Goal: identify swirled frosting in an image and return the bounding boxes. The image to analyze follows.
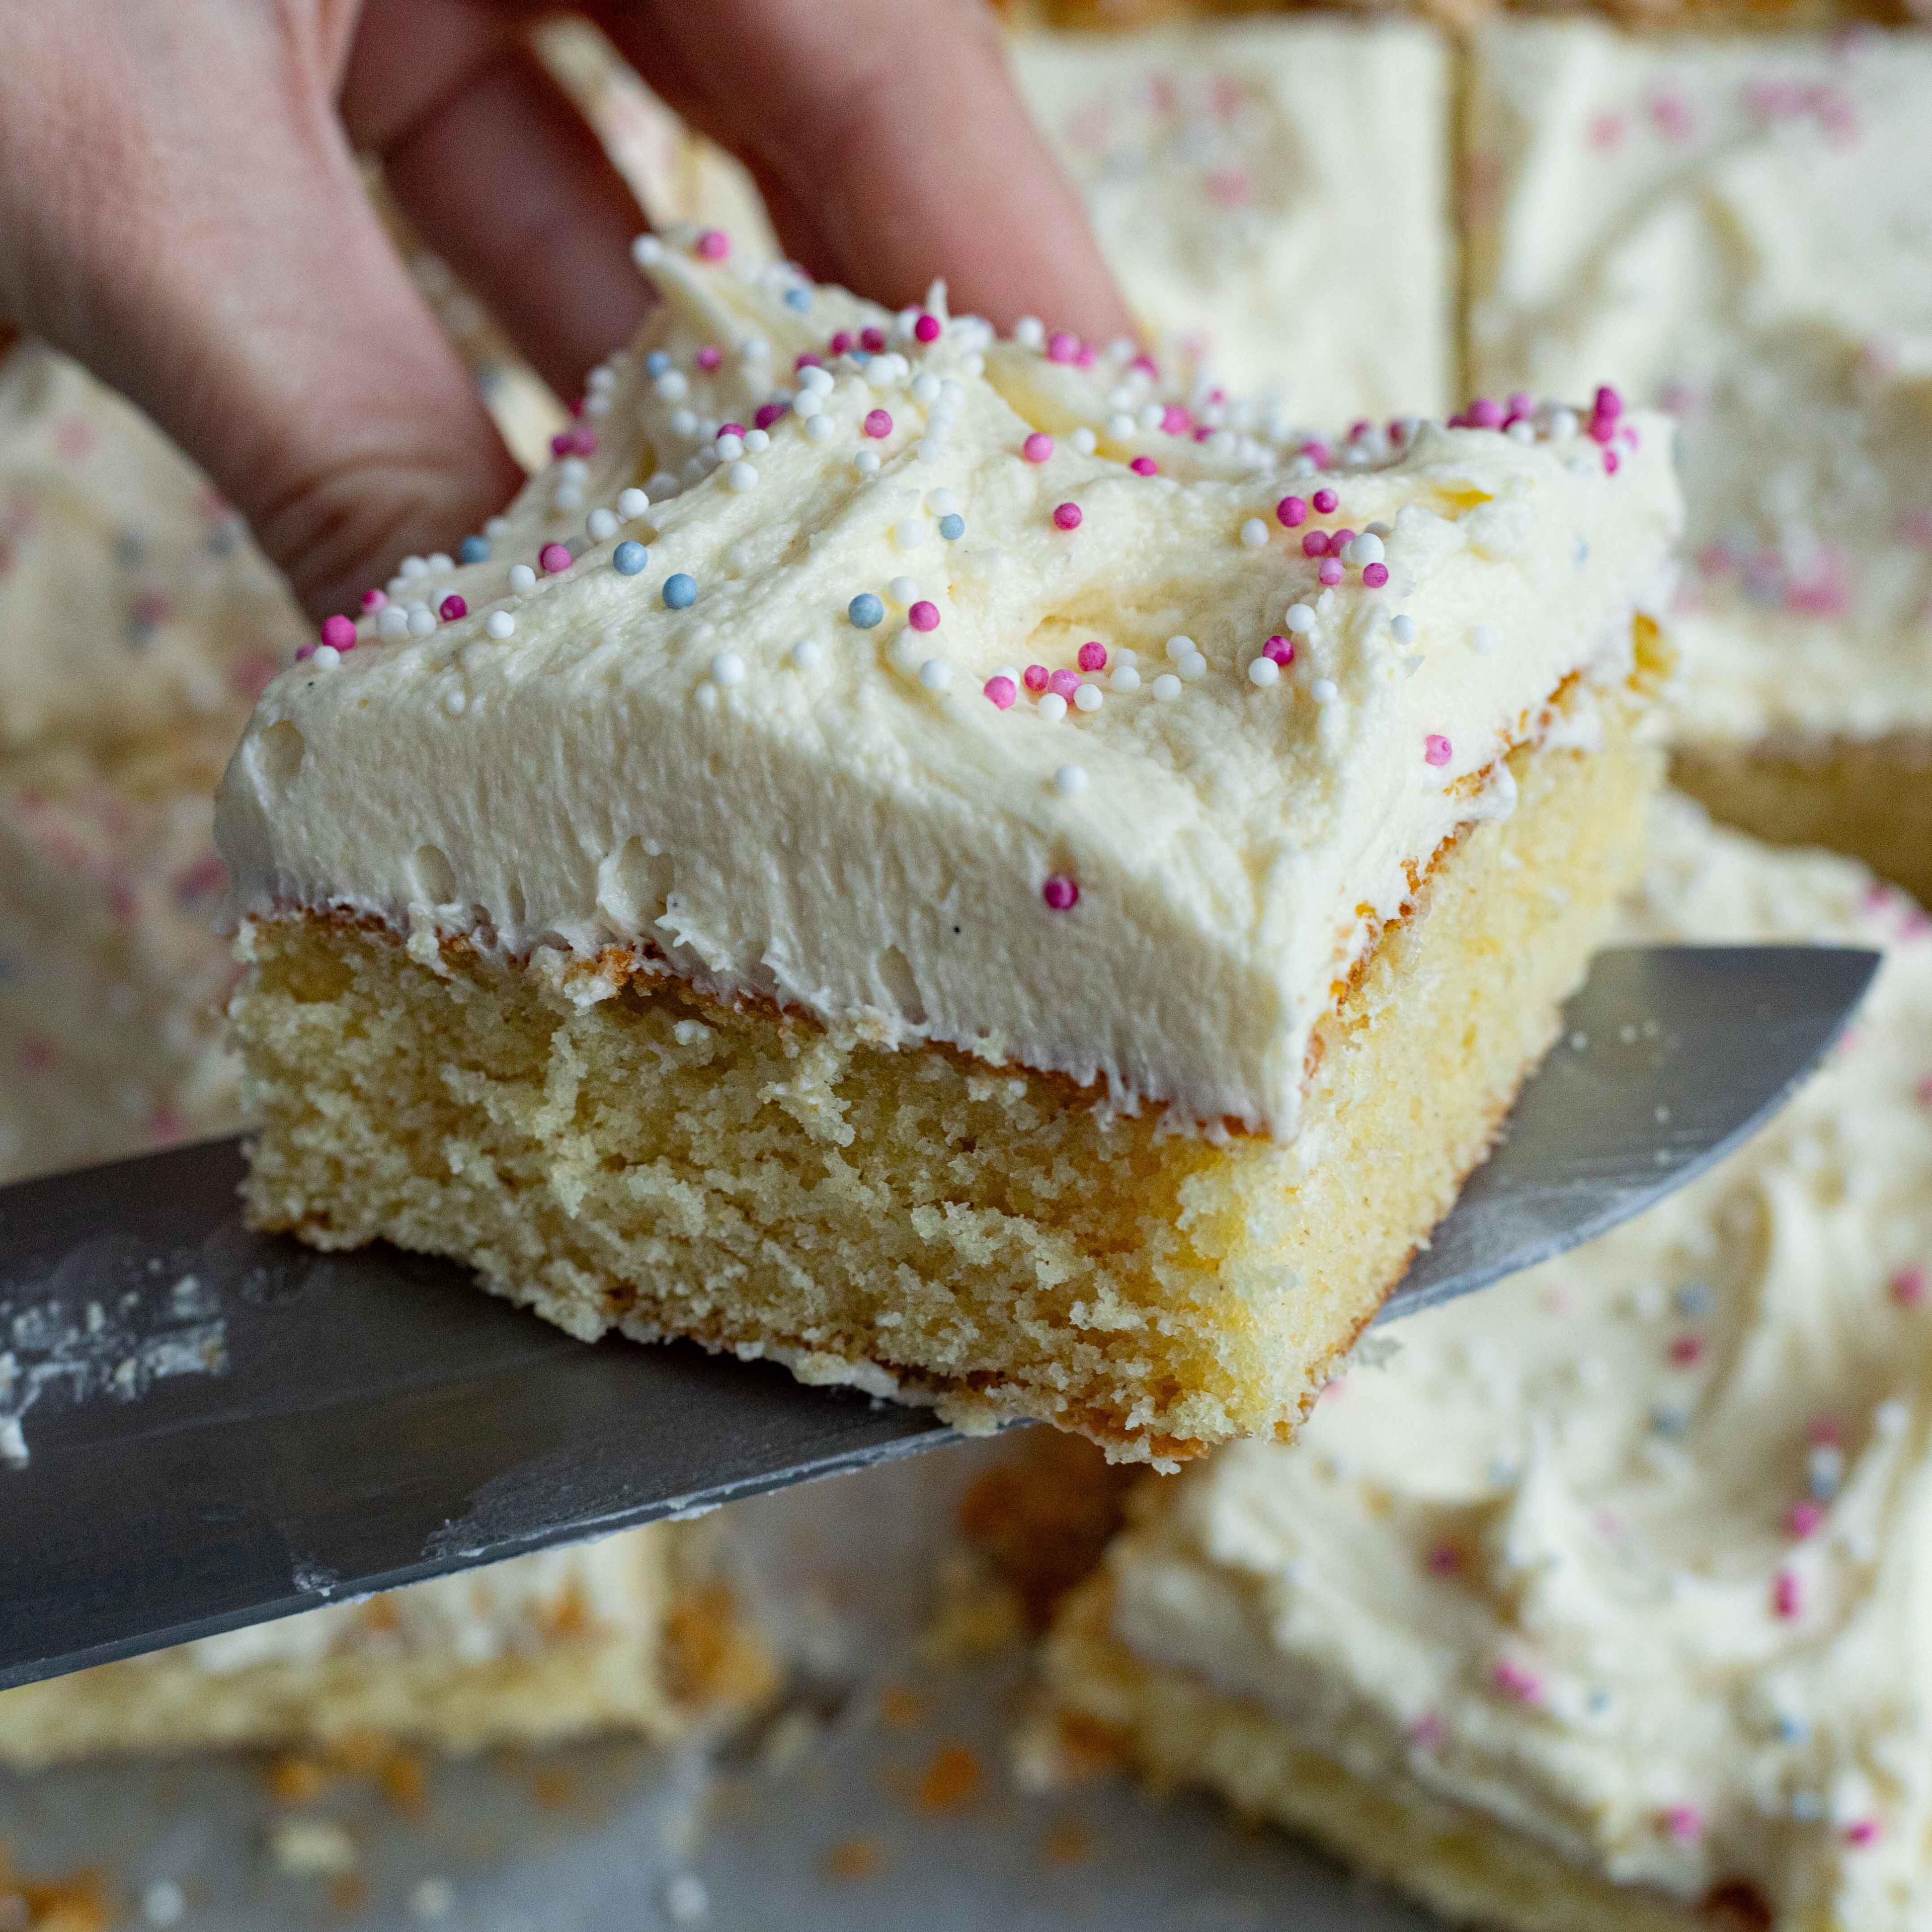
[217,235,1679,1135]
[1105,796,1932,1928]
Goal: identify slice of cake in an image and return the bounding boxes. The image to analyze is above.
[1011,18,1454,417]
[0,1525,767,1768]
[1046,794,1932,1929]
[1466,18,1932,902]
[217,232,1681,1463]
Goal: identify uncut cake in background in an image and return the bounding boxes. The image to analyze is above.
[219,235,1680,1463]
[1046,794,1932,1932]
[1466,18,1932,902]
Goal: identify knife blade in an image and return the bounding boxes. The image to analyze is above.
[0,942,1877,1690]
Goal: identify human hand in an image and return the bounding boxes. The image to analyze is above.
[0,0,1130,619]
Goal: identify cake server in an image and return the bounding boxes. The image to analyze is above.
[0,941,1876,1691]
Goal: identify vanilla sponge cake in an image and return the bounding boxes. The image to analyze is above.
[0,1526,761,1768]
[1465,19,1932,902]
[1011,18,1454,417]
[1049,795,1932,1931]
[218,231,1680,1462]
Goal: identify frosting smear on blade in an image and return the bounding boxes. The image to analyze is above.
[218,231,1681,1136]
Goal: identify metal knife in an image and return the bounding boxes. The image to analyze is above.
[0,942,1878,1691]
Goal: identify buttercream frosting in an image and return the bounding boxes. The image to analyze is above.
[1012,18,1455,417]
[1467,19,1932,748]
[217,236,1680,1136]
[1104,796,1932,1928]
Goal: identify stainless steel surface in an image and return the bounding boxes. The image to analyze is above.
[0,942,1876,1692]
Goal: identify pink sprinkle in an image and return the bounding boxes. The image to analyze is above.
[695,345,722,372]
[860,327,888,355]
[1318,558,1343,587]
[1159,405,1191,437]
[1077,641,1107,672]
[1408,1714,1449,1750]
[794,352,823,372]
[1192,425,1214,444]
[1048,668,1080,700]
[1053,502,1083,531]
[1891,1267,1926,1307]
[1302,531,1330,558]
[1845,1820,1883,1848]
[1492,1661,1541,1703]
[319,614,356,651]
[1595,384,1623,422]
[754,401,786,431]
[913,313,942,344]
[1468,397,1505,429]
[1603,450,1621,475]
[1669,1333,1705,1366]
[1590,111,1626,149]
[1129,456,1159,476]
[1772,1569,1802,1619]
[1362,562,1390,589]
[864,409,894,439]
[693,229,730,262]
[360,588,387,611]
[1042,875,1080,911]
[718,422,745,439]
[1424,735,1453,767]
[1507,391,1535,416]
[1023,664,1050,693]
[908,601,940,633]
[1129,353,1160,379]
[1300,440,1332,467]
[1021,433,1055,464]
[829,331,854,356]
[984,675,1017,710]
[1425,1542,1464,1575]
[1785,1500,1825,1538]
[1331,528,1357,550]
[1312,488,1339,514]
[1046,330,1080,364]
[1277,496,1307,528]
[539,543,572,574]
[1588,416,1617,444]
[439,594,467,622]
[1809,1415,1843,1447]
[1262,636,1294,667]
[1662,1805,1705,1844]
[1917,1074,1932,1107]
[1074,342,1095,369]
[294,643,315,662]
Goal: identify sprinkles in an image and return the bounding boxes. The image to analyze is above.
[613,541,648,576]
[1021,433,1055,464]
[1041,875,1080,910]
[1053,502,1083,531]
[539,543,572,575]
[848,593,884,628]
[663,573,698,610]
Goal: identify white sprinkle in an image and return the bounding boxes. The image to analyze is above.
[408,606,438,637]
[894,521,926,549]
[912,373,942,405]
[427,552,454,572]
[587,507,619,541]
[409,1877,456,1921]
[1037,692,1069,722]
[1548,407,1580,440]
[377,605,411,641]
[647,471,680,498]
[1471,625,1499,655]
[1391,614,1416,645]
[854,449,881,475]
[791,639,823,670]
[1248,657,1281,687]
[670,408,698,439]
[919,658,952,691]
[662,1873,709,1926]
[793,388,826,419]
[888,576,919,604]
[1074,682,1103,712]
[1240,518,1269,548]
[444,688,466,715]
[1054,763,1088,796]
[695,680,720,711]
[1165,634,1195,662]
[994,665,1019,682]
[1116,647,1137,665]
[399,555,430,579]
[715,432,746,460]
[739,337,770,363]
[1106,413,1137,440]
[1014,316,1045,349]
[654,370,688,400]
[554,481,584,511]
[509,564,537,593]
[142,1879,186,1927]
[710,651,746,686]
[744,428,770,453]
[1875,1399,1909,1436]
[1178,652,1207,681]
[1508,419,1537,444]
[1111,665,1141,692]
[799,365,834,393]
[728,460,758,492]
[1152,673,1182,701]
[1137,403,1164,432]
[1284,603,1316,633]
[926,488,959,516]
[1354,532,1386,564]
[485,611,515,639]
[311,644,340,670]
[616,487,650,519]
[631,233,664,268]
[806,414,835,443]
[1312,677,1338,704]
[1071,427,1098,456]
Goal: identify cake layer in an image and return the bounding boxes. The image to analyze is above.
[230,677,1659,1461]
[217,239,1680,1137]
[1466,19,1932,755]
[1011,18,1454,414]
[1049,797,1932,1925]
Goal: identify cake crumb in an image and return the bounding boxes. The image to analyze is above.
[824,1838,885,1883]
[0,1849,111,1932]
[877,1682,924,1729]
[264,1753,332,1806]
[915,1742,985,1813]
[266,1817,358,1878]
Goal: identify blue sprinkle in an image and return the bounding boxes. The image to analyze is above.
[850,349,872,366]
[1673,1283,1712,1318]
[459,535,491,565]
[613,541,649,577]
[663,573,697,609]
[646,350,672,377]
[937,514,965,541]
[783,287,812,312]
[1774,1713,1809,1744]
[1650,1405,1687,1438]
[1586,1688,1613,1714]
[848,593,884,629]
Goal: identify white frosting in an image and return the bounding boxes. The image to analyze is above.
[1106,797,1932,1928]
[1012,18,1454,418]
[185,1530,663,1676]
[1467,19,1932,747]
[217,239,1680,1136]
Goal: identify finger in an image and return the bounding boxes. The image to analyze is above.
[0,3,523,621]
[346,0,650,401]
[603,0,1133,343]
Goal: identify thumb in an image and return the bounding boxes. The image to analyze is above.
[0,3,522,622]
